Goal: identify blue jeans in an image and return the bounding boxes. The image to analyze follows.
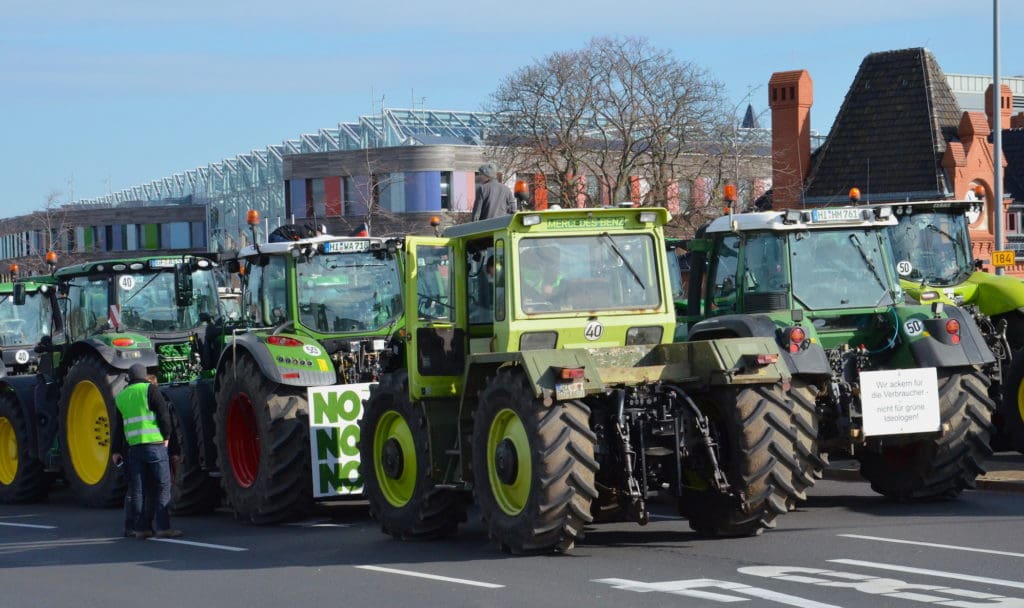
[128,443,172,533]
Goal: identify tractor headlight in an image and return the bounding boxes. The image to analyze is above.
[625,326,663,345]
[519,332,557,350]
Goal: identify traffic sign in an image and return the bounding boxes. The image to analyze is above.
[991,250,1016,267]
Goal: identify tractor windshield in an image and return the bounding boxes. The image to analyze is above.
[789,229,895,310]
[518,234,661,314]
[0,292,51,346]
[297,251,402,333]
[886,211,973,286]
[118,269,220,332]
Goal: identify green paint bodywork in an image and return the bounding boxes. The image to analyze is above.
[393,208,787,486]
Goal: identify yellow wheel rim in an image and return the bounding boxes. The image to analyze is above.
[66,381,110,486]
[0,416,18,486]
[487,408,531,517]
[1017,377,1024,425]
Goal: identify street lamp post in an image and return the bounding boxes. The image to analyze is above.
[993,0,1005,275]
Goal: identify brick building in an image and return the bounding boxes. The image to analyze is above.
[765,47,1023,277]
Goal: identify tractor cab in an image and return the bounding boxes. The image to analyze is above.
[0,278,59,376]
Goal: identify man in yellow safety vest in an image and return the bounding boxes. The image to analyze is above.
[111,363,182,539]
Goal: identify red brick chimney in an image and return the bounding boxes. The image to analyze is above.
[769,70,813,208]
[985,83,1013,131]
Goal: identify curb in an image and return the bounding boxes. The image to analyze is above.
[822,467,1024,494]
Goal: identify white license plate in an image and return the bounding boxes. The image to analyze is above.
[859,368,940,437]
[555,382,585,400]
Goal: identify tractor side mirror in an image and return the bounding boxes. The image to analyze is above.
[12,283,26,306]
[226,259,241,274]
[174,263,194,307]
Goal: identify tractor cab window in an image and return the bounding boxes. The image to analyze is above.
[467,240,495,325]
[296,250,402,333]
[117,269,221,331]
[65,276,110,339]
[416,245,454,321]
[707,235,740,314]
[887,212,973,285]
[516,234,660,314]
[0,291,51,346]
[790,229,893,310]
[743,233,788,293]
[242,256,288,327]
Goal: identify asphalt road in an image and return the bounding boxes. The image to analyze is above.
[1,476,1022,608]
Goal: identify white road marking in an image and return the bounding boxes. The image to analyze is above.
[838,534,1024,558]
[285,518,350,528]
[356,565,504,589]
[648,513,684,521]
[148,538,248,552]
[0,522,56,530]
[595,577,841,607]
[829,559,1024,591]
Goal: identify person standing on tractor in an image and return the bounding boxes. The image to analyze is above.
[111,364,183,539]
[472,164,515,221]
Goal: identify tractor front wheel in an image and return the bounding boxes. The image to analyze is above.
[359,372,466,540]
[472,369,598,554]
[59,356,127,507]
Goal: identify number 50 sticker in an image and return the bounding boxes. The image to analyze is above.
[904,319,925,336]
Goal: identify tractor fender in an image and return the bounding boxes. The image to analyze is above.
[213,332,335,391]
[909,306,997,368]
[63,338,158,374]
[688,314,832,378]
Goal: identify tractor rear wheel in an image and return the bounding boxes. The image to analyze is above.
[0,392,49,503]
[214,356,311,523]
[858,369,994,500]
[679,384,802,536]
[59,356,127,507]
[472,369,598,554]
[168,387,220,515]
[789,380,826,502]
[359,372,466,540]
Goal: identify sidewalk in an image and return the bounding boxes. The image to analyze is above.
[823,451,1024,493]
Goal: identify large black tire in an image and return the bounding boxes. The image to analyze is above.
[214,356,311,524]
[58,355,127,507]
[472,369,598,554]
[679,384,802,537]
[359,372,466,540]
[0,392,50,503]
[858,369,994,500]
[997,349,1024,453]
[168,387,221,515]
[788,380,827,501]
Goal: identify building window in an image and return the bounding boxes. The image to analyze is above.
[1009,212,1019,234]
[166,222,191,249]
[440,172,452,210]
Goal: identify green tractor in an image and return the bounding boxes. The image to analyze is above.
[881,200,1024,451]
[680,205,998,501]
[358,207,811,554]
[47,255,223,508]
[0,275,61,503]
[212,228,404,523]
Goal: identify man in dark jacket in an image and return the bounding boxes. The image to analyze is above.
[111,364,182,539]
[471,164,515,221]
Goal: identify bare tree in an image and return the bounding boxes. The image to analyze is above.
[486,36,731,210]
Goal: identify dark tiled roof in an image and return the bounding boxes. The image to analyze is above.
[1001,129,1024,200]
[741,104,760,129]
[803,48,960,203]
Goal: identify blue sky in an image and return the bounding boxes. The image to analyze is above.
[2,0,1022,216]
